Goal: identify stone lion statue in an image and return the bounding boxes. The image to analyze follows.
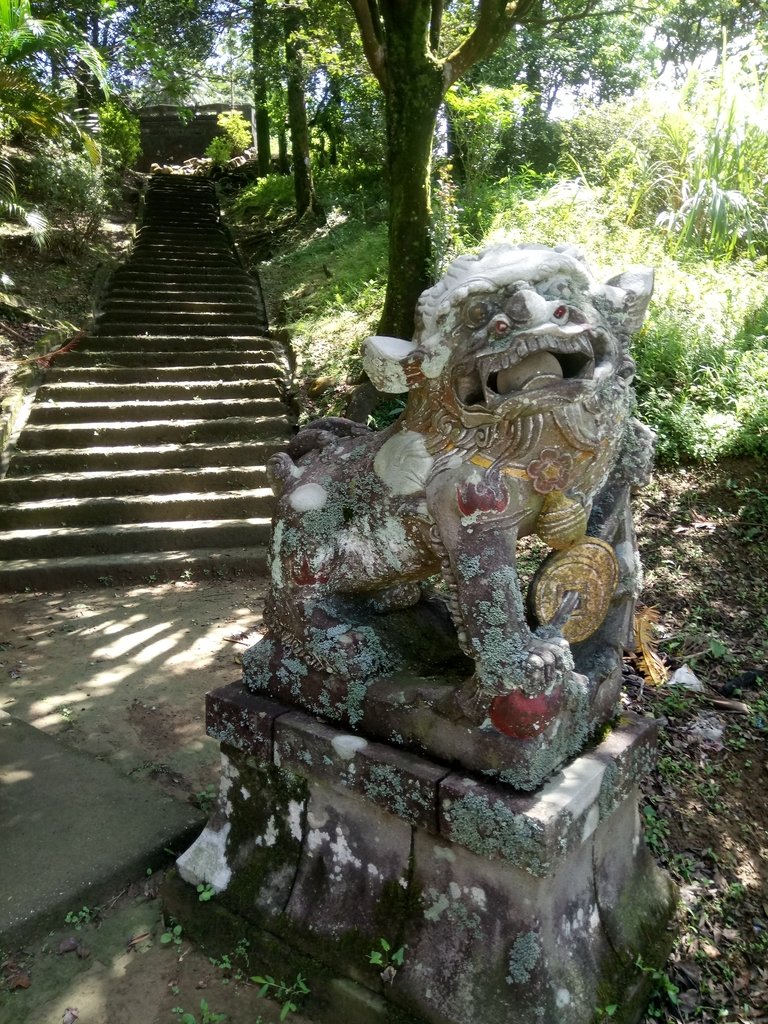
[244,242,654,748]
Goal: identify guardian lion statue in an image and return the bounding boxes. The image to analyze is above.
[244,243,654,748]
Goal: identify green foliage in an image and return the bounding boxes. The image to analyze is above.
[172,998,227,1024]
[561,43,768,258]
[205,110,252,164]
[98,101,141,171]
[251,972,309,1021]
[161,922,183,947]
[216,110,251,153]
[21,141,108,246]
[205,135,232,166]
[64,905,96,930]
[368,937,405,979]
[196,882,215,902]
[230,173,294,219]
[445,83,530,207]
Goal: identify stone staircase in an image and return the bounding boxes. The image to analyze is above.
[0,175,293,590]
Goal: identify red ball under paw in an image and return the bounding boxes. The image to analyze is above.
[489,687,563,739]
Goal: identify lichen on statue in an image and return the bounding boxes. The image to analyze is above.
[243,241,655,756]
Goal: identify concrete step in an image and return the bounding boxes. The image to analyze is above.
[97,307,262,322]
[37,379,283,401]
[51,350,282,369]
[28,396,287,424]
[105,288,262,303]
[0,517,272,560]
[100,300,264,315]
[0,487,274,529]
[85,335,275,352]
[0,463,271,501]
[6,440,287,475]
[45,356,284,376]
[109,269,257,287]
[16,414,293,449]
[0,546,268,590]
[93,324,270,339]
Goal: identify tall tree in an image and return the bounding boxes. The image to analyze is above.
[348,0,541,339]
[283,2,320,217]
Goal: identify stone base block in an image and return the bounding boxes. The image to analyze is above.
[166,684,677,1024]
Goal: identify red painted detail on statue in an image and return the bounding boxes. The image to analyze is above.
[489,687,563,739]
[456,478,509,517]
[293,555,330,586]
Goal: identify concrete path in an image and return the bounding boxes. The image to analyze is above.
[0,710,202,944]
[0,175,293,590]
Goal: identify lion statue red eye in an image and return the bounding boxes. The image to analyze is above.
[552,304,569,323]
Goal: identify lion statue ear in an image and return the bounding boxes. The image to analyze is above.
[598,268,655,335]
[362,335,423,393]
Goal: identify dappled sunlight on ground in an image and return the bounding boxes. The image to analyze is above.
[0,579,267,799]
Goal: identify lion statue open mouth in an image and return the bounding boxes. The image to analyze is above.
[243,242,655,787]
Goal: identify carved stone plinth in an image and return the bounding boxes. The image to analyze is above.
[166,681,676,1024]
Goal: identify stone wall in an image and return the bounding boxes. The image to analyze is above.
[136,104,256,170]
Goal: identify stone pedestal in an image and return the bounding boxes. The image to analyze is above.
[166,681,676,1024]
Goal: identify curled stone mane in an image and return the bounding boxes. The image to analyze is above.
[415,243,593,352]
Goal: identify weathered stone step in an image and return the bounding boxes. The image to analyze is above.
[109,269,257,286]
[0,464,271,501]
[94,323,270,339]
[16,414,293,450]
[125,250,239,266]
[0,487,274,529]
[37,379,283,402]
[6,440,286,475]
[132,237,233,250]
[85,334,274,352]
[105,288,262,304]
[0,518,272,560]
[46,355,284,375]
[0,547,269,591]
[28,396,287,424]
[53,350,281,369]
[100,299,264,315]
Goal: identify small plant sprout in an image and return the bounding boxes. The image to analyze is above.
[368,938,406,983]
[251,972,310,1020]
[161,922,184,948]
[171,998,227,1024]
[64,906,95,930]
[196,882,215,902]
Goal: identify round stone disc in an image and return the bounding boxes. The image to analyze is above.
[531,537,620,643]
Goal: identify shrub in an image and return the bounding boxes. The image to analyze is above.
[205,110,253,165]
[205,135,233,166]
[20,141,108,246]
[98,101,141,171]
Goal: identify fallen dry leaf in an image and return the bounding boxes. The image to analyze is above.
[61,1010,79,1024]
[58,937,79,955]
[8,972,31,989]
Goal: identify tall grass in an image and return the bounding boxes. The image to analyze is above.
[561,43,768,260]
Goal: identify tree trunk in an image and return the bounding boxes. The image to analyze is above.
[277,124,289,174]
[283,5,320,218]
[378,64,444,340]
[251,0,272,176]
